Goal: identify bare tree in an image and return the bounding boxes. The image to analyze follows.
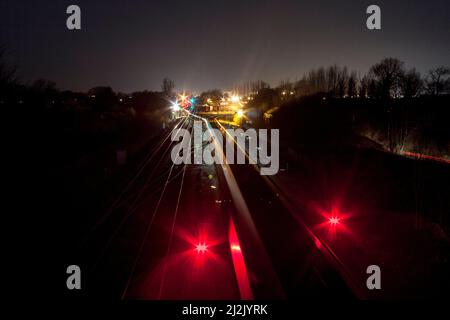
[400,68,423,98]
[0,46,18,93]
[161,78,175,98]
[294,77,308,96]
[326,65,339,95]
[369,58,405,98]
[250,80,270,93]
[316,67,327,93]
[336,66,349,98]
[425,66,450,96]
[304,68,327,94]
[368,77,378,98]
[88,86,117,111]
[278,79,293,94]
[347,71,358,98]
[359,75,370,98]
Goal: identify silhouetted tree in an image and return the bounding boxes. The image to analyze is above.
[161,78,175,98]
[326,65,339,96]
[0,46,19,102]
[313,67,327,93]
[293,65,357,98]
[369,58,405,98]
[88,86,117,111]
[400,68,423,98]
[425,66,450,96]
[30,79,59,108]
[248,88,279,111]
[277,79,294,96]
[359,75,369,98]
[130,90,168,113]
[250,80,270,93]
[31,79,57,92]
[337,66,348,98]
[294,77,308,96]
[367,77,378,98]
[347,72,357,98]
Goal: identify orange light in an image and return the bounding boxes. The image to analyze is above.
[231,245,241,252]
[178,93,188,102]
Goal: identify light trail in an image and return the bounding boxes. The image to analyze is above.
[116,115,190,211]
[89,117,191,271]
[90,149,187,272]
[90,116,189,233]
[188,112,285,299]
[157,163,187,299]
[228,217,253,300]
[401,150,450,164]
[121,117,192,300]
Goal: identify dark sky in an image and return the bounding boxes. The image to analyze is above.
[1,0,449,93]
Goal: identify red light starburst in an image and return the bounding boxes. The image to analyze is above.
[329,217,340,226]
[195,243,208,254]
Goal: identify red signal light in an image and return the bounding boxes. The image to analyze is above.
[195,243,208,254]
[329,217,340,226]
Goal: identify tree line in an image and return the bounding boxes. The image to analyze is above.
[233,58,450,100]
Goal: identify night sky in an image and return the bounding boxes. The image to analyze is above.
[1,0,449,93]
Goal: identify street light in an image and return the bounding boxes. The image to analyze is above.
[171,101,181,111]
[231,95,240,103]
